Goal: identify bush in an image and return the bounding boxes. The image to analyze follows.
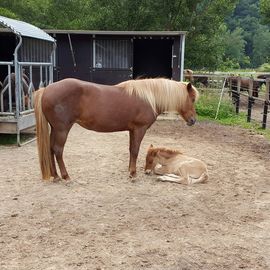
[196,90,235,119]
[257,63,270,72]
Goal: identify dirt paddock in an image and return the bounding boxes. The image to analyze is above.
[0,119,270,270]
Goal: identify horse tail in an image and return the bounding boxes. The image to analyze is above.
[34,88,52,180]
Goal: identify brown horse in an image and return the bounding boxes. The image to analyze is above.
[184,69,194,83]
[225,76,263,97]
[34,78,199,181]
[1,72,30,111]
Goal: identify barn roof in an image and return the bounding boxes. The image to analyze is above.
[46,30,186,36]
[0,15,55,42]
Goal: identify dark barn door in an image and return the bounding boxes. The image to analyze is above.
[133,39,174,79]
[55,34,92,81]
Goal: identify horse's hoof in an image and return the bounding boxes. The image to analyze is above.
[62,175,71,181]
[145,169,150,175]
[129,172,137,178]
[52,176,61,182]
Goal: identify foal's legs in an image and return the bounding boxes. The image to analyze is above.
[157,174,182,183]
[129,127,147,178]
[50,126,72,180]
[176,165,190,184]
[154,165,170,175]
[157,166,189,184]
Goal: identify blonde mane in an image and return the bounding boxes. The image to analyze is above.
[117,78,198,114]
[148,147,183,159]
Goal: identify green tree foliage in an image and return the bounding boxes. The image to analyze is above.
[88,0,238,70]
[252,25,270,66]
[2,0,269,70]
[0,7,18,19]
[260,0,270,24]
[227,0,270,67]
[223,27,250,68]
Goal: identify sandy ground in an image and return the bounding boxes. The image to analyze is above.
[0,119,270,270]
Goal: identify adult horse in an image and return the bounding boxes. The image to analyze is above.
[257,74,270,80]
[226,76,263,97]
[34,78,199,181]
[1,72,30,111]
[184,69,194,83]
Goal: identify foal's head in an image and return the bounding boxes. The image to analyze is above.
[178,82,198,126]
[144,145,181,174]
[145,145,159,174]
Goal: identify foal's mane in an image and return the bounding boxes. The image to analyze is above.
[148,147,182,159]
[116,78,198,114]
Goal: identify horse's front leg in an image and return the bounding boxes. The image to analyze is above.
[129,127,147,178]
[154,165,170,175]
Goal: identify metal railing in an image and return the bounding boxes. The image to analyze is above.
[0,62,53,115]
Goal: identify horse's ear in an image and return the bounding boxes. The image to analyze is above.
[149,144,153,148]
[187,82,193,93]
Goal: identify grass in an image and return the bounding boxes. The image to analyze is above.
[0,133,35,145]
[196,89,270,141]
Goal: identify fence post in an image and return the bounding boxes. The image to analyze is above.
[262,79,270,129]
[236,76,241,114]
[228,77,232,97]
[247,78,254,122]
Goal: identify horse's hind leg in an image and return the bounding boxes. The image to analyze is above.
[50,128,61,181]
[176,166,190,184]
[51,127,71,180]
[192,172,208,184]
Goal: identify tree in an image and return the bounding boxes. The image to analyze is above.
[88,0,238,70]
[223,27,250,68]
[0,0,239,70]
[252,26,270,66]
[260,0,270,24]
[0,7,18,19]
[226,0,270,67]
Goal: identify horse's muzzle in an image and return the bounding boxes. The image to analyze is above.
[187,118,196,126]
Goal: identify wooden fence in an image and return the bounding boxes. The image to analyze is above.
[192,74,270,129]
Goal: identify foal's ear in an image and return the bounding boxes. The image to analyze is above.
[149,144,153,148]
[187,82,193,93]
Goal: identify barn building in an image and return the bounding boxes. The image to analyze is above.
[46,30,187,85]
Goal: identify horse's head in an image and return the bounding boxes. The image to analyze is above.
[184,69,194,82]
[178,83,198,126]
[145,144,160,174]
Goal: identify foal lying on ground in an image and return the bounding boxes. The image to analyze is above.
[144,145,208,184]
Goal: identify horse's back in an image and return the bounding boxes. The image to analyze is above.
[174,154,207,173]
